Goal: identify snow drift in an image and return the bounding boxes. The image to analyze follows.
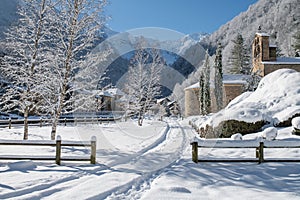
[195,69,300,136]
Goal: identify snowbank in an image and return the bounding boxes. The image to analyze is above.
[196,69,300,130]
[292,117,300,129]
[262,127,277,140]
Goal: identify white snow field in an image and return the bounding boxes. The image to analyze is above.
[0,118,300,200]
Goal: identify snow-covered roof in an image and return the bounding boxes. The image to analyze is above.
[106,88,124,96]
[261,57,300,65]
[98,88,124,97]
[98,91,113,97]
[256,32,270,37]
[223,74,250,85]
[185,74,250,89]
[269,44,277,48]
[157,97,170,104]
[185,83,200,90]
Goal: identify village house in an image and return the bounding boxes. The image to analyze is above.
[156,97,181,117]
[96,87,124,112]
[185,32,300,117]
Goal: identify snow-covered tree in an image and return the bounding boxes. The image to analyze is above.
[198,72,205,115]
[292,31,300,57]
[202,50,211,114]
[214,42,223,111]
[228,34,250,75]
[0,0,55,140]
[45,0,108,139]
[126,38,163,126]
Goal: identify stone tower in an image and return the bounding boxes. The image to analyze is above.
[252,33,277,76]
[252,32,300,76]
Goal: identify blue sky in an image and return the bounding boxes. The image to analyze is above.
[106,0,258,34]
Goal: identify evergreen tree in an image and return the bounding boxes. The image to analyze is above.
[214,42,223,111]
[203,50,211,115]
[228,34,250,74]
[199,72,205,115]
[292,31,300,57]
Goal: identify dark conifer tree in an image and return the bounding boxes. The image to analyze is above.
[214,43,223,111]
[228,34,250,74]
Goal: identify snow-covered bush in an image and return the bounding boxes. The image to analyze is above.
[292,117,300,129]
[231,133,243,140]
[262,127,277,141]
[292,117,300,135]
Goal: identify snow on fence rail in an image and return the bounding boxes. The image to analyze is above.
[0,117,119,129]
[191,139,300,164]
[0,136,97,165]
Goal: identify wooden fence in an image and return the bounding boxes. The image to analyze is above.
[0,117,118,129]
[191,140,300,164]
[0,136,97,165]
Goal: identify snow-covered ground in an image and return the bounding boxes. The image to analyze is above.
[1,118,300,199]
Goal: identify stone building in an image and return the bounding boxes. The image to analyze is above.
[252,32,300,76]
[184,75,249,117]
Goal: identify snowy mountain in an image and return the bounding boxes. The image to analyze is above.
[0,0,19,40]
[94,31,207,96]
[200,0,299,71]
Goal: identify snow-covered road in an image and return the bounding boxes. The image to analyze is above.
[0,119,195,199]
[1,119,300,200]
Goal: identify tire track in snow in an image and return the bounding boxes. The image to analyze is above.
[98,120,194,200]
[0,121,193,200]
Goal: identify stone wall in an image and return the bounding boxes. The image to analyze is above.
[264,64,300,75]
[184,88,200,117]
[223,84,244,106]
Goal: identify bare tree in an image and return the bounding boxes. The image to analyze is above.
[0,0,55,139]
[46,0,108,139]
[126,39,163,126]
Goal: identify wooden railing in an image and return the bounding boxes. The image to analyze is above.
[191,139,300,164]
[0,136,97,165]
[0,117,118,129]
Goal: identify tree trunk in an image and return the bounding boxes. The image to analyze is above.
[138,111,143,126]
[51,114,59,140]
[23,107,29,140]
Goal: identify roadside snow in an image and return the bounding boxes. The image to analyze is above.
[292,117,300,129]
[262,127,278,140]
[0,119,300,199]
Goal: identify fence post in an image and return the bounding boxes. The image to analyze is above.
[191,142,198,163]
[9,118,11,129]
[75,118,77,126]
[64,118,67,126]
[90,136,97,164]
[40,118,42,127]
[56,135,62,165]
[258,142,264,164]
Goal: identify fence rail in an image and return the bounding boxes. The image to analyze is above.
[0,116,119,129]
[0,136,97,165]
[191,140,300,164]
